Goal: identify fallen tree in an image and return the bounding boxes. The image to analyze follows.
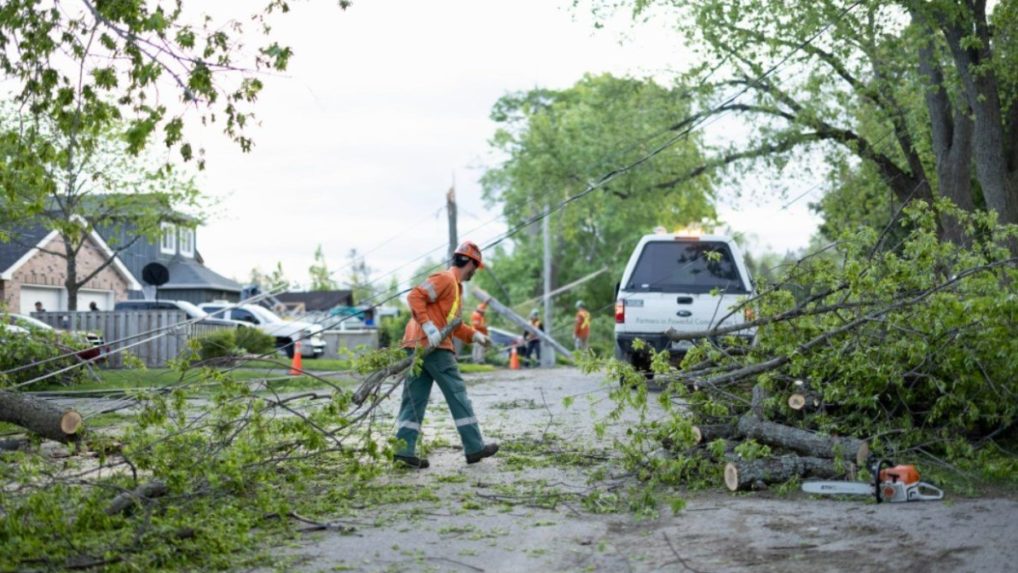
[605,203,1018,496]
[0,390,83,443]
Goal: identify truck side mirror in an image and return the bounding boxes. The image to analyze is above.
[614,281,620,299]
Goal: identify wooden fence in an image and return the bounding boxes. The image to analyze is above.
[32,310,233,368]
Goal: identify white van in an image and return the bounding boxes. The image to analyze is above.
[614,231,755,372]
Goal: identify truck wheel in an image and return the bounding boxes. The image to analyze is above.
[277,339,294,359]
[618,352,653,388]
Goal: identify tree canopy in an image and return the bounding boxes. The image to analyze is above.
[479,73,715,313]
[0,1,348,164]
[587,0,1017,242]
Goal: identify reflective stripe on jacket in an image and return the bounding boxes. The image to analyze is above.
[402,269,477,351]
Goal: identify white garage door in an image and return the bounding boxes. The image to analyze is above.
[77,289,114,312]
[20,286,63,314]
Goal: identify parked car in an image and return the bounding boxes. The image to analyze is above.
[198,302,326,358]
[486,326,527,361]
[4,313,109,361]
[614,230,756,374]
[113,300,247,328]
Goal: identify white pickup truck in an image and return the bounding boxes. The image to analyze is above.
[614,231,756,373]
[199,302,326,358]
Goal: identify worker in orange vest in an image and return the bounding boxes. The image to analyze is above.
[394,241,498,469]
[470,301,489,364]
[574,300,591,350]
[523,308,543,367]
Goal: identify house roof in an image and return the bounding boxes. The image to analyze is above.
[0,222,51,275]
[0,220,143,290]
[276,290,354,311]
[156,257,242,292]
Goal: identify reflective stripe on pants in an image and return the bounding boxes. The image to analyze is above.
[394,349,485,457]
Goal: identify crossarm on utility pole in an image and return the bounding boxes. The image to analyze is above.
[470,287,574,362]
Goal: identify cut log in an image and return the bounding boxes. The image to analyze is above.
[352,320,461,406]
[0,391,83,443]
[788,392,823,411]
[737,414,869,465]
[691,424,739,444]
[724,455,855,491]
[106,480,168,516]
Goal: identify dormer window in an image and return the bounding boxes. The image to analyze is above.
[160,223,176,255]
[179,227,195,257]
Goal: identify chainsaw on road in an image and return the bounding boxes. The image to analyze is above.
[802,458,944,503]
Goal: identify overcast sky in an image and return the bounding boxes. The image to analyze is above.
[191,0,823,290]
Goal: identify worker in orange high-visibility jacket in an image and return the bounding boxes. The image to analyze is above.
[574,300,591,351]
[394,241,499,469]
[470,301,489,364]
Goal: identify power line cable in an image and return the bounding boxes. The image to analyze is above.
[9,1,865,387]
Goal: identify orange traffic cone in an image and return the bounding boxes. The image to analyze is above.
[289,341,303,375]
[509,346,520,370]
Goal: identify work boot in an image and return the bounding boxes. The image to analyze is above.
[394,454,430,469]
[465,443,499,464]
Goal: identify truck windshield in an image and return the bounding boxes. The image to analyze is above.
[248,305,283,323]
[176,301,209,319]
[626,240,748,294]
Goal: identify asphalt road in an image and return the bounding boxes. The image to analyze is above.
[284,366,1018,573]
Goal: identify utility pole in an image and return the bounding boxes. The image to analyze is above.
[446,183,458,265]
[542,203,555,367]
[447,182,463,355]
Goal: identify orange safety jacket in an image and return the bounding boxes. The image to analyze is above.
[402,268,477,351]
[471,309,488,335]
[574,308,591,339]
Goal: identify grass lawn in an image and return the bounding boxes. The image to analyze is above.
[27,355,495,394]
[33,367,356,394]
[239,357,353,372]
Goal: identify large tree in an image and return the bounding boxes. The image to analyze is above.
[588,0,1017,243]
[480,73,715,313]
[0,1,349,308]
[0,0,348,166]
[1,113,200,309]
[308,244,339,292]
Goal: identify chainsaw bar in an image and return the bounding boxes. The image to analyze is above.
[801,481,874,496]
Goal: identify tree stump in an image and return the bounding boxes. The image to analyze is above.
[0,391,83,443]
[724,455,854,491]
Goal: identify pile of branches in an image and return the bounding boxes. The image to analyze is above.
[608,202,1018,491]
[0,327,440,570]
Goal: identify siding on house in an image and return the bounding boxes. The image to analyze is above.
[99,221,241,303]
[1,233,131,311]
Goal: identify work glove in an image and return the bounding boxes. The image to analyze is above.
[472,332,491,347]
[422,321,443,348]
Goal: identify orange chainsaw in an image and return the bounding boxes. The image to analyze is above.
[802,459,944,503]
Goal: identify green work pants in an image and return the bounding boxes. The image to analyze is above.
[395,349,485,457]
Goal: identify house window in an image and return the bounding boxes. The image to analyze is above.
[179,227,195,257]
[160,223,176,255]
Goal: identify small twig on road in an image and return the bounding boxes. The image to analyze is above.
[661,531,709,573]
[427,556,485,572]
[539,387,555,440]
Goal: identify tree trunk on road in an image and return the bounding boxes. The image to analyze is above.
[724,455,854,491]
[0,391,83,443]
[737,414,869,465]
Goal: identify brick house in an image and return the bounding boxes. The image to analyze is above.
[0,222,141,313]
